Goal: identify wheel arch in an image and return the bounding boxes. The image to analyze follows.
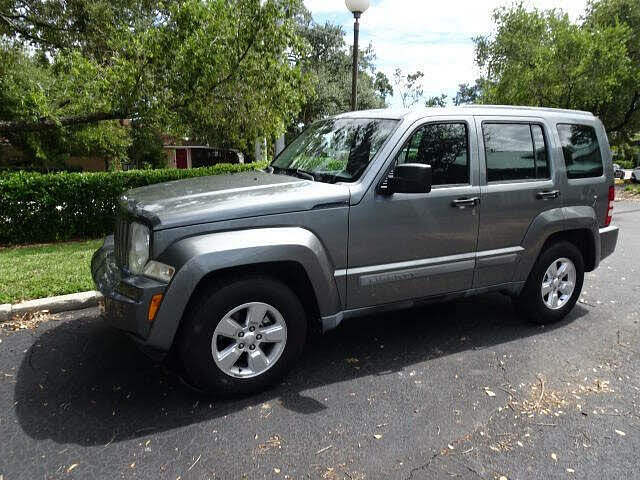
[515,207,600,281]
[146,227,342,352]
[183,261,322,332]
[540,229,597,272]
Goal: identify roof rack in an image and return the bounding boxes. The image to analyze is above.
[460,104,593,116]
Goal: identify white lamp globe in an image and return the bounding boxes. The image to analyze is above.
[345,0,370,14]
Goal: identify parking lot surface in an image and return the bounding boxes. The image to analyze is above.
[1,201,639,479]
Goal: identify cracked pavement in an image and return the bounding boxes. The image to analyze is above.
[1,200,639,479]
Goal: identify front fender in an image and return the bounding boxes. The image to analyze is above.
[146,227,341,351]
[514,206,599,282]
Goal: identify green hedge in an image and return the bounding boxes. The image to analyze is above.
[0,162,267,245]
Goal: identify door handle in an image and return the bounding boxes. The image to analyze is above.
[452,197,479,208]
[536,190,560,200]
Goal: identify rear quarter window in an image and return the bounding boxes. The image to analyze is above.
[556,124,603,179]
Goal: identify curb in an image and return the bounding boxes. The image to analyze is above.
[0,291,103,322]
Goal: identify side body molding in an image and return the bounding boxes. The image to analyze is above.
[147,227,342,351]
[514,206,599,282]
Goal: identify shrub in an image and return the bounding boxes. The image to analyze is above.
[617,159,635,169]
[0,162,267,245]
[625,184,640,194]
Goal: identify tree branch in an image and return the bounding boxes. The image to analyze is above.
[0,11,64,47]
[0,111,126,134]
[609,91,640,133]
[209,10,264,92]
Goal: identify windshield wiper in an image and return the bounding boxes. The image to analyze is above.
[272,166,316,182]
[294,169,316,181]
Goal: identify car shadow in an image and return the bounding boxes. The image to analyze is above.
[14,293,588,446]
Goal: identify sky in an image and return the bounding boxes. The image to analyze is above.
[303,0,589,107]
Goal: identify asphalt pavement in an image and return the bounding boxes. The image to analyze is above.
[1,201,639,480]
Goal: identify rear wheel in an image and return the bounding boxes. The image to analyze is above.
[178,276,307,395]
[515,241,584,324]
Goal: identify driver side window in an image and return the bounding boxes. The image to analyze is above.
[395,122,469,186]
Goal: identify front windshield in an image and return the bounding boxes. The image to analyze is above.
[272,118,399,183]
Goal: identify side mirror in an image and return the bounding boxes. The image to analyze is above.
[387,163,432,194]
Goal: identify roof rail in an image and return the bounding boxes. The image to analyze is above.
[460,104,594,116]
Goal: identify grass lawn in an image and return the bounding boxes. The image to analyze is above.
[0,239,102,304]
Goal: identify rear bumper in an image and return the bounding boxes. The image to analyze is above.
[599,225,619,262]
[91,236,168,351]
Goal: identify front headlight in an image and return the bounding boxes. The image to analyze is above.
[128,222,150,274]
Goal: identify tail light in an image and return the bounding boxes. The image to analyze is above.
[605,185,614,226]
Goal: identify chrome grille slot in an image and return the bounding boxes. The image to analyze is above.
[114,216,129,267]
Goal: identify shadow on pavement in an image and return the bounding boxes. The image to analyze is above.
[14,293,588,446]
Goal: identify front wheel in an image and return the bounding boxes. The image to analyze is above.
[178,276,308,395]
[514,241,584,325]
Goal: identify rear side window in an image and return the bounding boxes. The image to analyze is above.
[557,124,603,179]
[483,123,551,182]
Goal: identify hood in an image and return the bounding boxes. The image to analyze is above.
[120,170,351,229]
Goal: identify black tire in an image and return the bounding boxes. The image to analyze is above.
[178,275,307,395]
[514,241,584,325]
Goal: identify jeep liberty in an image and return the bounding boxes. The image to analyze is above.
[92,106,619,394]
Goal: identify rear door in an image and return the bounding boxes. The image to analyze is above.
[474,116,563,287]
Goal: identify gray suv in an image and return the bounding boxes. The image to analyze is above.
[92,106,619,394]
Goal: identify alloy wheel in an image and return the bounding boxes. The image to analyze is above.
[211,302,288,378]
[541,257,577,310]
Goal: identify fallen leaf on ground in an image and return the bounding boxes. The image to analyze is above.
[2,310,51,331]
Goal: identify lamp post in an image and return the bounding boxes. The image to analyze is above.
[345,0,370,111]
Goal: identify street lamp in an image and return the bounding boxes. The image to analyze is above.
[345,0,370,111]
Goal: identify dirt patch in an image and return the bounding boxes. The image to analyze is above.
[616,185,640,201]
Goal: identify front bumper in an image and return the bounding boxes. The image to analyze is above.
[91,236,168,347]
[599,225,619,262]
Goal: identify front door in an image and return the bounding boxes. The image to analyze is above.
[176,149,188,169]
[346,118,480,309]
[474,116,563,287]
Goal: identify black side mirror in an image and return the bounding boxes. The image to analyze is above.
[387,163,432,194]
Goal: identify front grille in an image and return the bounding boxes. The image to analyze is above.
[114,215,129,267]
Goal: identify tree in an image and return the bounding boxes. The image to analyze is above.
[393,69,424,108]
[473,1,640,142]
[374,72,394,103]
[0,43,132,170]
[292,13,392,128]
[0,0,313,166]
[584,0,640,140]
[453,81,482,106]
[425,94,447,108]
